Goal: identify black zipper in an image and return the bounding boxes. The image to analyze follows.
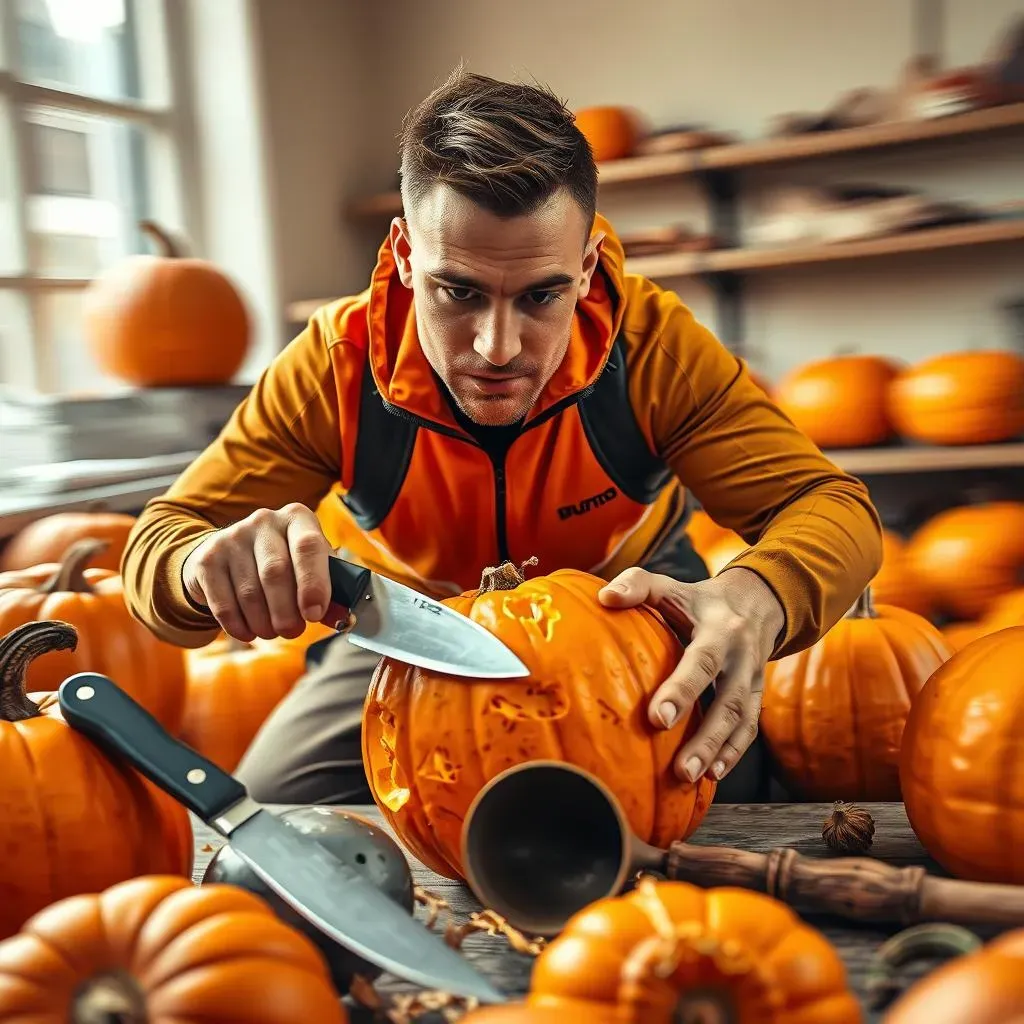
[491,454,510,562]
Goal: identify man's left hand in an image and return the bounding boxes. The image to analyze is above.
[598,566,785,784]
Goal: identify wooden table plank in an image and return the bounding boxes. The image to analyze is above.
[189,802,1006,1022]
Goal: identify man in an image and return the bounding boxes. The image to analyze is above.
[121,67,882,806]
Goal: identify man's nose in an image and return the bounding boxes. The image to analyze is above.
[474,305,522,366]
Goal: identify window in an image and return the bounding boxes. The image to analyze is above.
[0,0,188,393]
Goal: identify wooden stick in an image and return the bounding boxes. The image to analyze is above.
[664,842,1024,927]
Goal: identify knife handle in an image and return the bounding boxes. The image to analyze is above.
[323,554,372,628]
[58,672,246,822]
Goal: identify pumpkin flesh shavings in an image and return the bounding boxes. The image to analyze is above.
[351,886,546,1022]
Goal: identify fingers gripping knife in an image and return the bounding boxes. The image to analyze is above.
[322,555,529,678]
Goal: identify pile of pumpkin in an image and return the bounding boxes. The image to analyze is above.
[2,513,1023,1021]
[767,349,1024,449]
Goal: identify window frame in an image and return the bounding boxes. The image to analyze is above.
[0,0,198,392]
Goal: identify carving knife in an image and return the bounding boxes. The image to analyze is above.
[57,672,507,1005]
[322,554,529,678]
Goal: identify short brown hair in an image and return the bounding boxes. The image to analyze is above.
[398,64,598,228]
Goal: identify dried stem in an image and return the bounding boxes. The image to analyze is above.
[479,556,538,593]
[38,538,108,594]
[822,801,876,854]
[139,220,185,259]
[845,587,876,619]
[0,620,78,722]
[865,922,982,1010]
[72,970,148,1024]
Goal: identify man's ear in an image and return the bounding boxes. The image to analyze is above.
[578,229,606,298]
[389,217,414,288]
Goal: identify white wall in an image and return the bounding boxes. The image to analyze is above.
[251,0,1024,383]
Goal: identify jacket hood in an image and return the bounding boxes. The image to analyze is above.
[365,212,628,431]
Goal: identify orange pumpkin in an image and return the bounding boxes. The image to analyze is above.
[900,625,1024,884]
[573,106,642,161]
[684,509,737,561]
[0,620,193,940]
[461,877,861,1024]
[774,354,900,449]
[979,587,1024,632]
[761,588,951,801]
[181,634,305,772]
[703,533,751,576]
[888,349,1024,446]
[0,538,187,733]
[0,874,348,1022]
[906,502,1024,619]
[940,620,983,651]
[0,511,135,573]
[881,928,1024,1024]
[81,220,250,386]
[871,529,933,618]
[362,559,715,880]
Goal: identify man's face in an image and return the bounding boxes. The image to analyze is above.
[390,184,604,426]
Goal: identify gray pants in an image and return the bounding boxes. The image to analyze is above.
[235,523,771,805]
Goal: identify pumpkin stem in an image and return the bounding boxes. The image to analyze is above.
[0,620,78,722]
[844,586,876,620]
[139,219,184,259]
[865,922,982,1010]
[38,538,108,594]
[479,556,538,593]
[72,970,148,1024]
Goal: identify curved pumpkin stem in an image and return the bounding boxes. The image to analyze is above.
[864,922,982,1010]
[139,219,185,259]
[844,586,876,620]
[72,969,148,1024]
[38,538,108,594]
[479,555,538,593]
[0,620,78,722]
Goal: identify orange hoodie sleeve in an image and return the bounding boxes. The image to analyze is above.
[120,313,342,648]
[634,297,883,659]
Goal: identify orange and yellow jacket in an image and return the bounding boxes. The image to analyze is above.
[121,215,882,654]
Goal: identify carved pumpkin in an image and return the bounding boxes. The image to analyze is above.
[362,559,716,880]
[573,106,642,161]
[774,354,899,449]
[900,625,1024,884]
[0,539,186,733]
[0,511,135,573]
[202,806,415,994]
[906,502,1024,619]
[881,928,1024,1024]
[181,634,305,772]
[761,588,951,801]
[0,874,348,1022]
[460,877,861,1024]
[0,620,193,940]
[82,220,250,386]
[888,349,1024,446]
[872,529,933,618]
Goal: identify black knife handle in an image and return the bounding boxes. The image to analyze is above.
[58,672,246,822]
[324,555,372,627]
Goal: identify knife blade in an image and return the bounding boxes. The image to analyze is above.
[324,554,529,679]
[56,672,507,1005]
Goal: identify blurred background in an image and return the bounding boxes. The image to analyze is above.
[1,0,1022,649]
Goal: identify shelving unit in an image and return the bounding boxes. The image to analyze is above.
[337,101,1024,351]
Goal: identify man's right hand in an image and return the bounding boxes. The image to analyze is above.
[182,503,333,642]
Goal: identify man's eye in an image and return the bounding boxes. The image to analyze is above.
[527,290,558,306]
[443,286,476,302]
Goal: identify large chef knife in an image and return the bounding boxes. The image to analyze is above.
[57,672,507,1005]
[323,554,529,678]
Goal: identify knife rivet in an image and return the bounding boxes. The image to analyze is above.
[186,768,207,785]
[75,685,95,700]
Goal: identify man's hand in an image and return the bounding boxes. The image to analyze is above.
[598,566,785,784]
[182,503,333,643]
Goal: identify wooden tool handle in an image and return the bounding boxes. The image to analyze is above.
[665,842,1024,928]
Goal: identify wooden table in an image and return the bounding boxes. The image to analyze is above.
[190,801,1002,1022]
